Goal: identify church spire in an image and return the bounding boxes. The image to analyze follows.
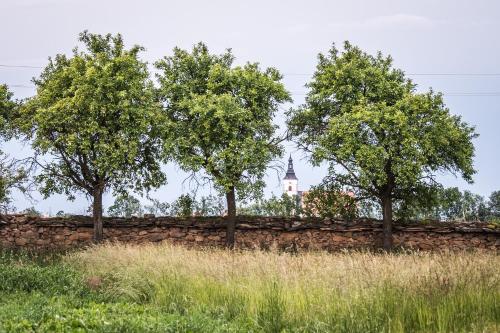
[284,154,297,180]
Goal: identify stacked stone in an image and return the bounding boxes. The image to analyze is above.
[1,214,498,251]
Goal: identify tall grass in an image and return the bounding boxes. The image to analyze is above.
[67,244,500,332]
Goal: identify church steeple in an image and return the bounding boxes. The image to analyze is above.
[284,154,297,180]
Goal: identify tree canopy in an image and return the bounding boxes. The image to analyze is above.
[489,191,500,218]
[0,84,17,137]
[107,193,143,218]
[19,31,166,241]
[287,42,477,249]
[155,42,291,247]
[0,84,29,212]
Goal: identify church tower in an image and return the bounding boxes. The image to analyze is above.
[283,155,298,196]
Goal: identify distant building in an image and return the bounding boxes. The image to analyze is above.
[283,155,354,217]
[283,155,300,197]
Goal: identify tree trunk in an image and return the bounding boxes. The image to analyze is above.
[381,196,393,250]
[92,187,104,243]
[225,186,236,249]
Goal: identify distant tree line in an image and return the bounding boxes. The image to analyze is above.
[106,193,225,218]
[1,32,478,249]
[394,187,500,223]
[102,187,500,224]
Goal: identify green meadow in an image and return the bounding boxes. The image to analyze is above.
[0,244,498,333]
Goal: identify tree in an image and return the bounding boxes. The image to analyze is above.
[144,198,170,216]
[301,184,356,220]
[237,199,266,216]
[437,187,463,221]
[393,186,441,221]
[19,31,166,242]
[0,154,29,213]
[262,193,302,217]
[108,193,143,217]
[0,85,29,213]
[0,84,17,135]
[194,194,225,216]
[487,191,500,218]
[236,194,301,217]
[170,194,195,217]
[287,42,477,250]
[55,210,68,217]
[20,206,41,217]
[461,190,485,221]
[156,43,290,248]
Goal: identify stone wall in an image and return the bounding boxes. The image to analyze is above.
[0,214,499,251]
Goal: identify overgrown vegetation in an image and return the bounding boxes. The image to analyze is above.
[0,245,498,332]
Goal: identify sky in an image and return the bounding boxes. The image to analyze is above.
[1,0,499,214]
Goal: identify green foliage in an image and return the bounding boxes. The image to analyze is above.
[437,187,463,220]
[194,194,225,216]
[263,194,301,217]
[357,199,380,219]
[0,84,17,138]
[238,194,302,217]
[302,183,357,220]
[391,186,499,222]
[0,153,29,213]
[288,42,477,201]
[488,190,500,217]
[461,190,487,221]
[0,253,83,295]
[0,85,29,212]
[20,206,42,217]
[393,185,440,221]
[18,31,165,222]
[287,42,477,246]
[144,198,170,216]
[0,249,498,332]
[257,281,287,333]
[170,194,195,217]
[0,251,250,333]
[237,201,266,216]
[108,193,143,217]
[155,42,291,201]
[55,210,67,217]
[0,295,253,333]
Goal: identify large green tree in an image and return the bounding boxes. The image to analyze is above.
[155,43,290,248]
[19,32,165,241]
[287,42,477,249]
[0,85,29,212]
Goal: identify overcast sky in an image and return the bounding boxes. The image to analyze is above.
[1,0,499,214]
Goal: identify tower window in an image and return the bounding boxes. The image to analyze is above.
[288,186,292,191]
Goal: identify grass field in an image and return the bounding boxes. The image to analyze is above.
[0,244,498,332]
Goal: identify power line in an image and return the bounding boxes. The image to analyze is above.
[0,64,43,69]
[290,91,500,96]
[7,84,36,89]
[283,73,500,77]
[8,84,500,97]
[8,84,35,88]
[2,64,500,77]
[407,73,500,77]
[6,84,500,96]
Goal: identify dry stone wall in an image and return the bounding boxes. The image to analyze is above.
[1,214,499,251]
